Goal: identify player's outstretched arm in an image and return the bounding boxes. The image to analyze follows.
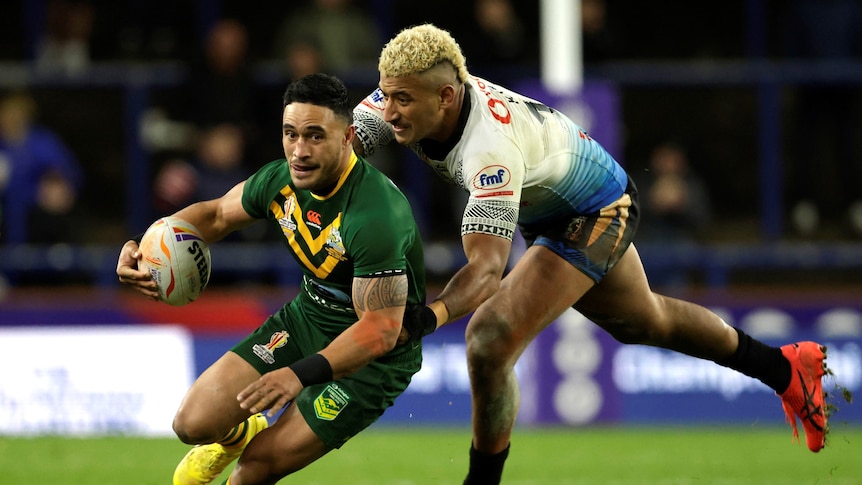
[436,232,511,323]
[117,180,255,300]
[400,233,510,341]
[172,181,256,243]
[399,233,510,342]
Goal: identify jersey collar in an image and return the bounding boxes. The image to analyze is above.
[310,150,359,200]
[418,84,472,160]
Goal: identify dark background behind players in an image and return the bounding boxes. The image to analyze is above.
[0,0,860,287]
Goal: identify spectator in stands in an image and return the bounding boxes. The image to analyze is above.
[191,124,250,203]
[34,0,95,75]
[110,0,193,60]
[152,123,269,243]
[270,0,381,74]
[459,0,531,69]
[779,0,862,238]
[152,158,197,216]
[16,168,88,287]
[634,140,711,243]
[153,123,249,212]
[0,90,83,244]
[144,18,262,177]
[27,169,83,244]
[281,37,327,81]
[581,0,623,64]
[633,140,712,289]
[189,18,257,128]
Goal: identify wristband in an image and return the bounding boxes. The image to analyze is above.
[289,353,333,387]
[403,304,438,343]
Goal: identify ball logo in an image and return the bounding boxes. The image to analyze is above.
[472,165,511,190]
[187,241,210,289]
[139,216,211,306]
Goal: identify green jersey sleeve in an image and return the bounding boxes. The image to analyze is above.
[241,159,286,220]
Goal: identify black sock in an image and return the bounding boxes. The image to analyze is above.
[718,327,792,393]
[463,443,510,485]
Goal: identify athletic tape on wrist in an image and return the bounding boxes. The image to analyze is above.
[289,353,333,387]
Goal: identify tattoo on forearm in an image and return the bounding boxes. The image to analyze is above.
[353,275,408,312]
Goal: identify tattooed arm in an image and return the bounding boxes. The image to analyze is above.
[317,274,408,379]
[237,274,408,415]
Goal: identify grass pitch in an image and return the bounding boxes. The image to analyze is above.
[1,425,860,484]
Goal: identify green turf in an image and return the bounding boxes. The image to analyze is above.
[1,425,860,484]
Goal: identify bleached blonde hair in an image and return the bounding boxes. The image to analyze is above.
[378,23,469,84]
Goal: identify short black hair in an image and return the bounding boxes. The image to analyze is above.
[282,73,353,125]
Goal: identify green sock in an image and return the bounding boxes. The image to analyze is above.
[217,420,249,448]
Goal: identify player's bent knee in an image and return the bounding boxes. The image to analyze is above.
[465,309,519,364]
[172,422,196,445]
[172,412,221,445]
[172,418,202,445]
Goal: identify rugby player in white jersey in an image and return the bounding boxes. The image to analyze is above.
[352,23,832,484]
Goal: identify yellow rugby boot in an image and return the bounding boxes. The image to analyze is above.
[173,413,269,485]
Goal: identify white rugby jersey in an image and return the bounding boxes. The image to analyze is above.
[354,76,628,241]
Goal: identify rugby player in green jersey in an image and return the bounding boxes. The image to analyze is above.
[117,73,428,485]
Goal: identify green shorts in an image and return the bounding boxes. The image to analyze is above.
[232,303,422,449]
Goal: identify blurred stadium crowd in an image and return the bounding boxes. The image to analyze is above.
[1,0,862,289]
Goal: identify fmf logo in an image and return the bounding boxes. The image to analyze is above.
[472,165,511,190]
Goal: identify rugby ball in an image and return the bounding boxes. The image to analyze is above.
[138,216,211,306]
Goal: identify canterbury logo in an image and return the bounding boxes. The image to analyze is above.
[307,210,322,225]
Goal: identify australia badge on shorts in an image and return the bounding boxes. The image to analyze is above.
[314,383,351,421]
[252,330,289,364]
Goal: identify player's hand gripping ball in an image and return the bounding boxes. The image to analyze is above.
[138,216,211,306]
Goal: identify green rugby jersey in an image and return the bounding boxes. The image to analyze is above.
[242,152,427,334]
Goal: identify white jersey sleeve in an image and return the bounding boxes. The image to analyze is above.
[353,89,395,157]
[456,123,524,241]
